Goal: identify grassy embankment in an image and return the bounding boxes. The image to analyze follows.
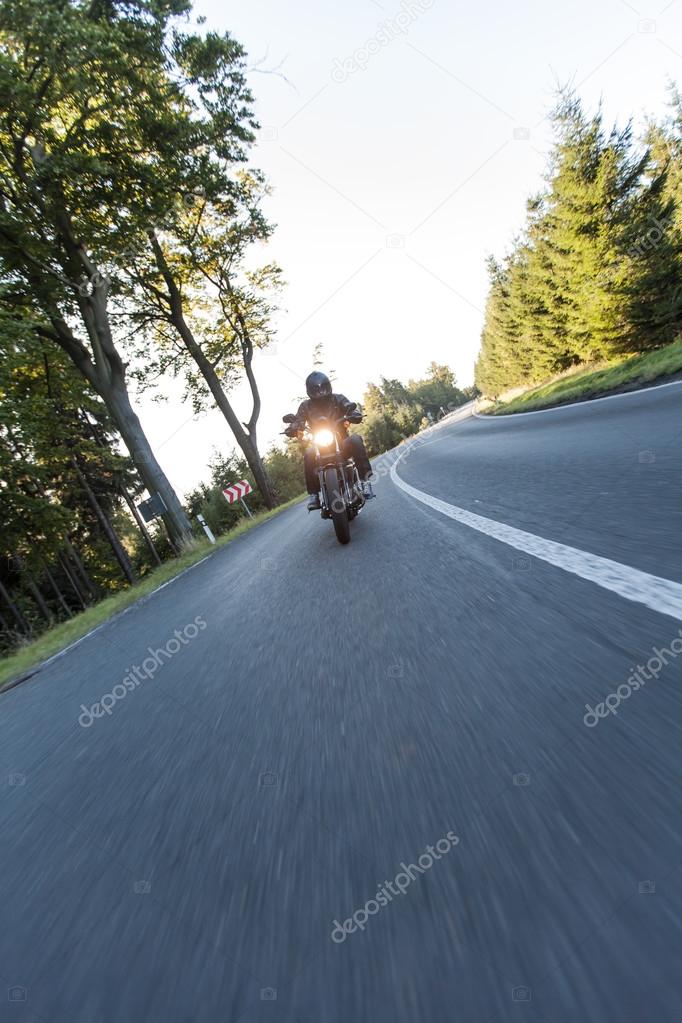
[486,338,682,415]
[0,493,306,691]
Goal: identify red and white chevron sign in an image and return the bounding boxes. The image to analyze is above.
[223,480,253,504]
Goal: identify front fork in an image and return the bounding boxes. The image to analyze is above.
[319,460,363,517]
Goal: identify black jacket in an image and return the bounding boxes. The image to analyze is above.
[289,393,362,432]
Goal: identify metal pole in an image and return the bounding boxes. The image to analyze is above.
[122,487,162,566]
[240,498,254,519]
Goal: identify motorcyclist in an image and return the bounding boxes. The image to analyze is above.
[285,371,373,511]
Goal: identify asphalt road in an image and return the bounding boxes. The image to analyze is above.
[2,382,682,1023]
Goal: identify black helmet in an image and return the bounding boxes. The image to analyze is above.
[306,371,332,399]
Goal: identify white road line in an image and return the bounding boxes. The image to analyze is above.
[473,377,682,419]
[390,458,682,623]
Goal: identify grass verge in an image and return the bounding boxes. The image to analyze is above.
[0,493,306,691]
[488,338,682,415]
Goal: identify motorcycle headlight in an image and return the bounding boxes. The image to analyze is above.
[314,428,335,447]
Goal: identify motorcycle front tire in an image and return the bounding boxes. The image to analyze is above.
[324,466,351,545]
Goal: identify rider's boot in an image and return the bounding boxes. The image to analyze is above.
[307,493,321,511]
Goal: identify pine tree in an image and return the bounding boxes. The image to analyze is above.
[475,87,682,397]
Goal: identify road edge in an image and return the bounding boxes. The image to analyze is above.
[474,376,682,420]
[0,496,306,696]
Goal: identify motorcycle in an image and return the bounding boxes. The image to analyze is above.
[282,404,373,545]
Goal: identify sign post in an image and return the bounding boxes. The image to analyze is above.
[137,493,167,523]
[223,480,254,518]
[196,513,216,544]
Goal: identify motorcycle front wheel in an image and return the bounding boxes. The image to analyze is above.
[324,467,351,545]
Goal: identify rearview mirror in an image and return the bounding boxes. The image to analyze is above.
[282,413,296,423]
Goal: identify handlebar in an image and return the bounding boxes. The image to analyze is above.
[283,413,361,435]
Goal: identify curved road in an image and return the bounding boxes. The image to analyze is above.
[2,382,682,1022]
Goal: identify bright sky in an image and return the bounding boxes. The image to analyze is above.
[134,0,682,496]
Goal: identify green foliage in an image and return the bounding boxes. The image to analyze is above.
[262,441,306,502]
[0,329,162,650]
[0,0,285,647]
[475,89,682,397]
[0,0,281,529]
[185,441,304,538]
[360,362,466,456]
[490,336,682,414]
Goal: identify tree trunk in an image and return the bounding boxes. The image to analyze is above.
[10,557,52,625]
[1,441,96,608]
[166,320,277,507]
[105,380,194,549]
[26,576,53,625]
[40,209,195,550]
[58,551,88,610]
[63,539,98,601]
[148,233,278,509]
[238,430,277,509]
[51,322,194,548]
[70,455,137,585]
[165,311,277,508]
[0,579,31,635]
[42,561,73,618]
